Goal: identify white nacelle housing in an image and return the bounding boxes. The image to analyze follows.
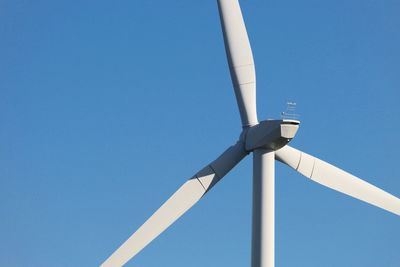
[244,119,300,152]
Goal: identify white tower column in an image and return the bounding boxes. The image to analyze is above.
[252,149,275,267]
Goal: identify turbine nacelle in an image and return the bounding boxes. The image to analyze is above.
[244,119,300,152]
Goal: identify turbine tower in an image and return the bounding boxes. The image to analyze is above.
[101,1,400,266]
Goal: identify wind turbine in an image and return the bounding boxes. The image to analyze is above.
[101,1,400,266]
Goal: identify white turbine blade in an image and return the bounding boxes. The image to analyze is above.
[275,146,400,216]
[101,141,247,267]
[218,0,258,127]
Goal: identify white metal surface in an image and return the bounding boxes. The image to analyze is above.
[218,0,258,127]
[245,120,299,151]
[101,142,247,267]
[276,146,400,216]
[252,149,275,267]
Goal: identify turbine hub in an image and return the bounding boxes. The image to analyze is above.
[243,119,300,152]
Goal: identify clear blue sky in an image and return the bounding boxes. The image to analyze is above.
[1,0,399,266]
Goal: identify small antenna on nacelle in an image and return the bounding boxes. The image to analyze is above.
[281,101,299,120]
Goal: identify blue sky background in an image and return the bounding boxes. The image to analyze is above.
[1,0,400,266]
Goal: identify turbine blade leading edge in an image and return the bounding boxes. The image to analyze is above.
[218,0,258,127]
[101,141,248,267]
[275,145,400,216]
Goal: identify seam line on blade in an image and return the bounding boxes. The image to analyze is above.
[310,159,316,179]
[237,81,255,86]
[296,152,303,171]
[196,176,207,192]
[209,164,221,180]
[233,63,254,69]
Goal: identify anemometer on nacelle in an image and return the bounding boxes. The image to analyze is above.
[281,101,300,121]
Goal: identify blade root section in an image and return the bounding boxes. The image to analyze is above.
[275,146,400,216]
[101,141,247,267]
